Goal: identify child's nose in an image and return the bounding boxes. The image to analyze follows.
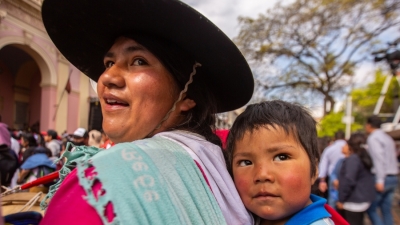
[254,164,274,183]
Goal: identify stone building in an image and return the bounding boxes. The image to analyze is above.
[0,0,99,134]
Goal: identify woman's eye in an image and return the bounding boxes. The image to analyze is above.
[104,61,114,68]
[133,58,147,66]
[238,160,252,167]
[273,154,289,161]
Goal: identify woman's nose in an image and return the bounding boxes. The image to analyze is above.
[100,65,126,89]
[254,164,274,183]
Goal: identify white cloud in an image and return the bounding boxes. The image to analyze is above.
[181,0,279,38]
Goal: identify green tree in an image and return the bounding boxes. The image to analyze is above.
[318,111,363,137]
[236,0,400,116]
[351,70,399,123]
[318,70,399,137]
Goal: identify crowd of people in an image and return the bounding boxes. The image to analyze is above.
[316,116,399,225]
[0,125,113,192]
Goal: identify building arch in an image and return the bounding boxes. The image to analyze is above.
[0,36,57,87]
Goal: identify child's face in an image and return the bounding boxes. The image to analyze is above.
[232,126,317,223]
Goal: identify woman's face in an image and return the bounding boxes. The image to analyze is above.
[98,37,180,143]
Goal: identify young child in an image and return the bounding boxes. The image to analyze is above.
[226,100,334,225]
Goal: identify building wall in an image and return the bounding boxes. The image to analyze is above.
[0,0,92,133]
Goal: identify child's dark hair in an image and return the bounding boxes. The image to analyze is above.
[347,133,373,170]
[226,100,319,177]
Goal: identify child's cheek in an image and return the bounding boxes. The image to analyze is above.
[234,175,252,194]
[280,168,311,200]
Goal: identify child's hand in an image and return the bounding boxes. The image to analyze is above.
[336,202,343,210]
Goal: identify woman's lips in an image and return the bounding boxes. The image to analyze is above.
[102,94,129,111]
[106,99,129,105]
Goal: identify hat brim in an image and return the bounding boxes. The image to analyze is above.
[41,0,254,112]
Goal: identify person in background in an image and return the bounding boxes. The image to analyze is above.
[71,128,89,146]
[20,132,39,164]
[88,129,102,148]
[43,129,61,158]
[318,131,346,208]
[312,137,332,198]
[100,129,114,149]
[9,129,21,188]
[0,123,19,189]
[17,147,56,192]
[337,133,375,225]
[365,116,398,225]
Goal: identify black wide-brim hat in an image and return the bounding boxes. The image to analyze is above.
[41,0,254,113]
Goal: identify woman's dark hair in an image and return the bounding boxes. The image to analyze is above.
[21,132,38,147]
[124,34,221,147]
[226,100,319,178]
[347,133,373,170]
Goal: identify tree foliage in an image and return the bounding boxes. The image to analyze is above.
[236,0,400,115]
[351,70,399,120]
[318,70,399,137]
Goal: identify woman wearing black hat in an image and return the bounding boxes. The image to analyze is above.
[39,0,254,224]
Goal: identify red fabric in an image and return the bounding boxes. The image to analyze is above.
[100,140,115,149]
[324,204,349,225]
[194,160,212,192]
[215,129,229,149]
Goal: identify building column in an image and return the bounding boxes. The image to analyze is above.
[40,85,57,131]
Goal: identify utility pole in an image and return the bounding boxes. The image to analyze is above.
[343,96,353,140]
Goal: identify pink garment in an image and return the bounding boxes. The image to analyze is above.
[215,129,229,149]
[0,122,11,147]
[40,168,113,225]
[40,161,208,224]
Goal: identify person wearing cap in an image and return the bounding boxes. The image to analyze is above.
[39,1,346,225]
[71,128,90,146]
[43,129,61,158]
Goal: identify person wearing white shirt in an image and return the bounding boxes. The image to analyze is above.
[318,131,346,208]
[365,116,398,225]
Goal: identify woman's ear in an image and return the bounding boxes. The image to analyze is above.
[179,98,196,112]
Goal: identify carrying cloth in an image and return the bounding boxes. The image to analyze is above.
[42,136,226,225]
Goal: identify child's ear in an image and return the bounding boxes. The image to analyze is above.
[311,166,319,184]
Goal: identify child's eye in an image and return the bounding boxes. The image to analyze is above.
[238,160,252,167]
[104,61,114,68]
[132,58,148,66]
[273,154,289,161]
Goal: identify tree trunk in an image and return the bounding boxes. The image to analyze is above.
[323,95,336,116]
